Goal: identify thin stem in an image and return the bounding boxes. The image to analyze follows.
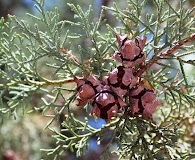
[136,33,195,76]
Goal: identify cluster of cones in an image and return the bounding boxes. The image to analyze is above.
[74,34,161,123]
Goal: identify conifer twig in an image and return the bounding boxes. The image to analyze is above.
[136,33,195,77]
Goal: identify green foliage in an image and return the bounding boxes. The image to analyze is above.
[0,0,195,159]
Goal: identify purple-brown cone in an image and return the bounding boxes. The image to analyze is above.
[91,86,126,123]
[106,66,138,97]
[129,85,161,119]
[113,34,146,67]
[75,74,103,106]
